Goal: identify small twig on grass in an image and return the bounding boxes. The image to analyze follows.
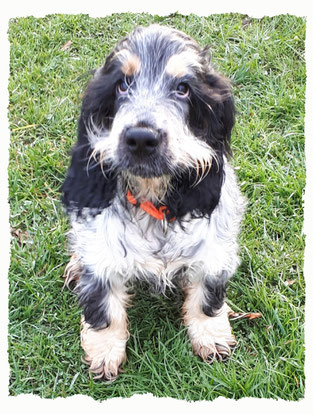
[229,311,263,321]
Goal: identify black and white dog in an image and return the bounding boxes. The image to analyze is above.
[62,24,246,381]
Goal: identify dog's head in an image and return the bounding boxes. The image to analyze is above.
[62,25,235,220]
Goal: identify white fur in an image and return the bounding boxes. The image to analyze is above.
[183,289,236,360]
[68,159,245,287]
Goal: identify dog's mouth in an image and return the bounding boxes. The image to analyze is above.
[120,157,170,179]
[126,164,161,178]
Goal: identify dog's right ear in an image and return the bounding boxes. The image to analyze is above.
[62,56,125,216]
[80,58,121,130]
[61,128,117,216]
[61,72,119,216]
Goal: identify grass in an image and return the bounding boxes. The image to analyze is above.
[8,13,306,401]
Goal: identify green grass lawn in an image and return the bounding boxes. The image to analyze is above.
[8,13,306,401]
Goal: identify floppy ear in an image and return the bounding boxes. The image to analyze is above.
[80,56,121,129]
[164,163,224,222]
[61,120,117,215]
[165,63,235,221]
[188,49,235,158]
[203,70,235,157]
[61,66,120,215]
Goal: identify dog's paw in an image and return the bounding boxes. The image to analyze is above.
[81,317,128,381]
[185,303,236,363]
[191,332,236,363]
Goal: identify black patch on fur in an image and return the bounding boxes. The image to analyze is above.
[202,278,227,317]
[193,69,235,158]
[164,61,235,221]
[76,268,111,329]
[61,142,117,216]
[80,59,122,129]
[164,160,224,221]
[61,63,123,215]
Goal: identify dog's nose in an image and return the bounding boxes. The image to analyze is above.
[125,127,160,156]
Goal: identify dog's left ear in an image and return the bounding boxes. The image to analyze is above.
[165,50,236,221]
[189,48,235,157]
[204,69,235,156]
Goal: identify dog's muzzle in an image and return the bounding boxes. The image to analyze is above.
[118,123,169,178]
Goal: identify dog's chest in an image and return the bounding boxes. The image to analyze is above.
[69,161,245,283]
[71,205,211,280]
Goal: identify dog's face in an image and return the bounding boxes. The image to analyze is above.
[84,25,233,179]
[63,25,235,219]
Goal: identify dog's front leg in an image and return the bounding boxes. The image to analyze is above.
[77,269,130,381]
[182,277,236,362]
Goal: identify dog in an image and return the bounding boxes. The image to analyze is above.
[61,24,246,381]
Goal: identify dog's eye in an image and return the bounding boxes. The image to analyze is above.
[117,78,132,95]
[175,83,190,98]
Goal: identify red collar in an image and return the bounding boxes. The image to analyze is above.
[126,191,175,222]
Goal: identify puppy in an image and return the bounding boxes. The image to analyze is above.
[62,24,246,381]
